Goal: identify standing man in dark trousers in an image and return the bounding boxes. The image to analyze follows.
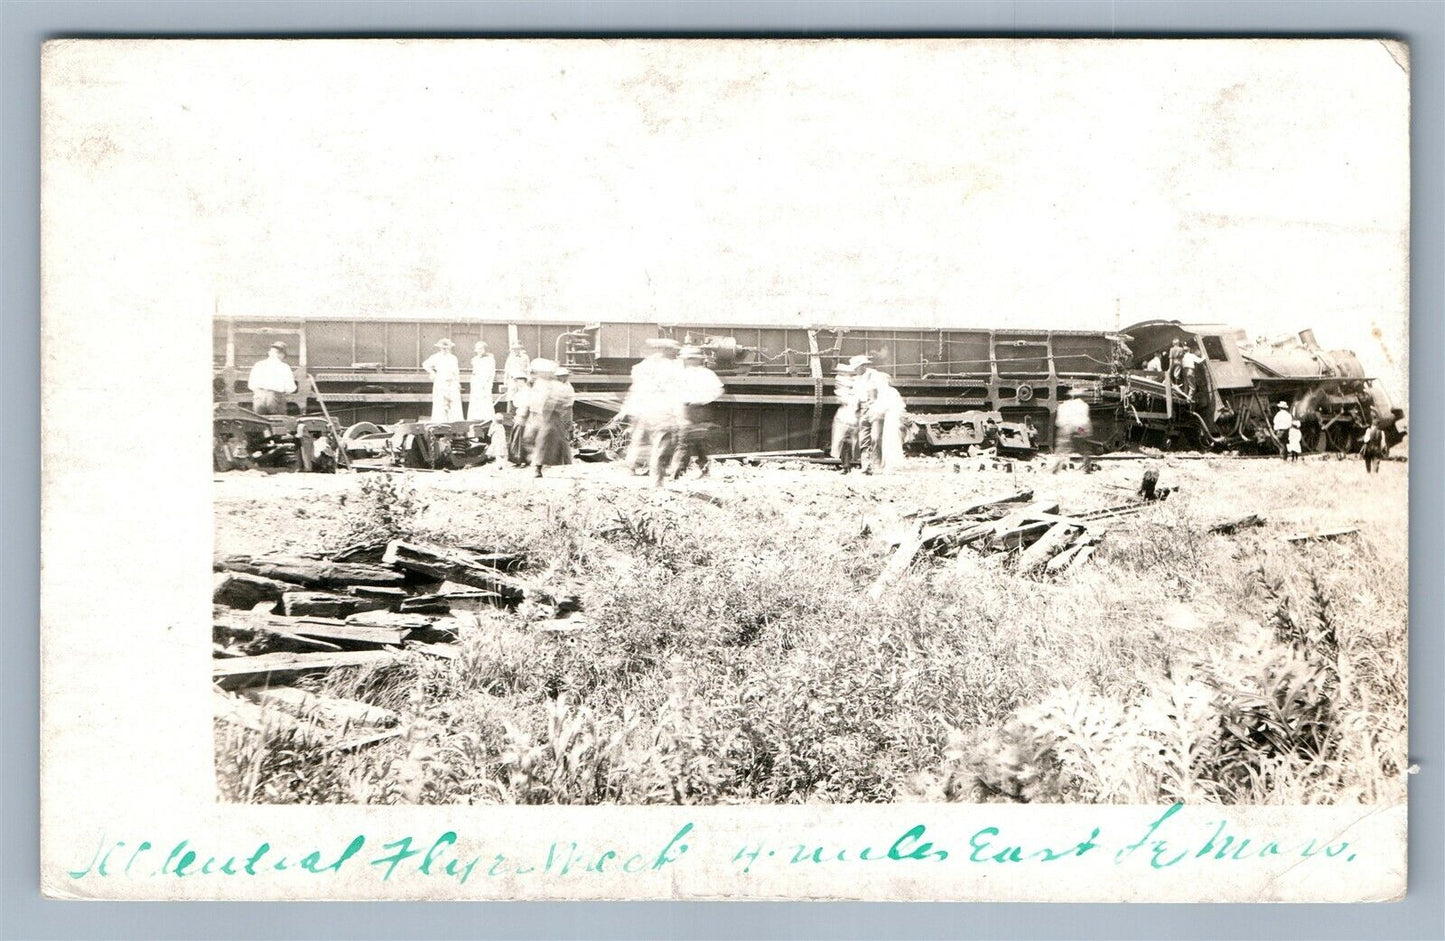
[247,341,297,416]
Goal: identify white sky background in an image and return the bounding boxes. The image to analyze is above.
[45,39,1410,403]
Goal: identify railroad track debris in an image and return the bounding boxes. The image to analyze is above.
[212,537,582,747]
[872,489,1146,597]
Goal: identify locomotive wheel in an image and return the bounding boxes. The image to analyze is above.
[1325,423,1358,454]
[343,421,382,442]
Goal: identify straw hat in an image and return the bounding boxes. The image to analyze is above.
[847,354,872,370]
[680,346,705,361]
[529,357,558,376]
[434,338,455,350]
[1277,401,1289,409]
[474,340,489,353]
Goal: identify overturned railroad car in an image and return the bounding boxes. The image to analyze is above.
[213,315,1390,457]
[214,316,1129,453]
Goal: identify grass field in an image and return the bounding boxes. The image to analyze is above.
[213,451,1408,806]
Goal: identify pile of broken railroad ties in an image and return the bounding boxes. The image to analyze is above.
[869,489,1148,599]
[212,540,581,750]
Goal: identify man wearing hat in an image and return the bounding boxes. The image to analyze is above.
[1272,400,1294,460]
[246,341,298,416]
[422,338,463,422]
[612,337,684,475]
[667,346,724,482]
[850,354,890,473]
[1050,386,1095,474]
[503,341,532,417]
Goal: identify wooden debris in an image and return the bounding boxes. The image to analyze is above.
[288,619,409,647]
[1284,527,1359,543]
[384,541,531,602]
[1015,522,1084,575]
[217,556,407,589]
[241,687,399,729]
[399,588,504,614]
[213,572,294,609]
[1209,514,1266,535]
[534,614,591,635]
[213,649,395,687]
[868,523,927,600]
[280,590,392,619]
[214,691,320,741]
[213,605,344,653]
[452,548,529,572]
[347,611,438,630]
[405,641,459,660]
[329,541,389,564]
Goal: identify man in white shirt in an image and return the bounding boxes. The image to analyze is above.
[468,341,497,423]
[1050,387,1094,473]
[246,341,298,416]
[1271,401,1294,460]
[503,342,531,417]
[1179,344,1202,400]
[422,338,463,422]
[612,338,684,474]
[667,346,725,481]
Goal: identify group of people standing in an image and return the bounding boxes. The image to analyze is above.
[1144,339,1203,401]
[610,338,725,486]
[421,337,575,477]
[830,355,906,474]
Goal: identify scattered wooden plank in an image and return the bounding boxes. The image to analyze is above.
[405,641,459,660]
[213,649,395,687]
[213,606,345,653]
[384,541,532,603]
[288,620,409,647]
[213,572,295,609]
[1015,522,1084,575]
[534,614,591,635]
[1209,514,1266,535]
[1284,527,1359,544]
[869,523,927,600]
[347,611,438,630]
[329,541,389,564]
[217,556,407,589]
[399,589,504,614]
[213,691,323,743]
[908,490,1034,523]
[280,591,393,619]
[453,548,530,572]
[712,447,826,461]
[241,687,400,729]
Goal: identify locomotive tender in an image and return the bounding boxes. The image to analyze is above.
[213,315,1393,457]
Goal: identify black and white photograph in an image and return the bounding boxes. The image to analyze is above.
[39,36,1411,901]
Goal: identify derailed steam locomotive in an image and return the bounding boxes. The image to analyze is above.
[212,315,1398,462]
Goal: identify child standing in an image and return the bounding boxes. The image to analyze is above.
[1287,420,1303,462]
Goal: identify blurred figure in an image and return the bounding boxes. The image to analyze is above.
[1272,401,1293,460]
[556,367,576,446]
[851,355,891,474]
[1287,419,1303,462]
[468,340,497,423]
[870,381,907,473]
[503,341,531,417]
[1360,422,1384,473]
[422,338,464,422]
[669,346,724,481]
[612,338,684,475]
[247,341,297,416]
[1144,351,1163,372]
[518,358,573,478]
[1050,387,1094,474]
[830,361,859,469]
